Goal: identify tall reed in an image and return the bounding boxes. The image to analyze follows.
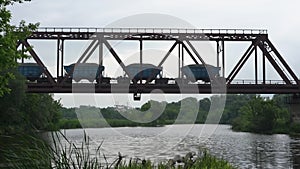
[1,131,236,169]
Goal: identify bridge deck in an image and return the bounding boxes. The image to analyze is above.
[26,83,300,94]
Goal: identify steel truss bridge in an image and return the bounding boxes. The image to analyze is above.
[17,27,300,99]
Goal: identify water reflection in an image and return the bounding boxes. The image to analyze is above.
[291,137,300,168]
[62,125,300,169]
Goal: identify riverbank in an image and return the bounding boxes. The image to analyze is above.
[58,113,298,135]
[59,94,297,135]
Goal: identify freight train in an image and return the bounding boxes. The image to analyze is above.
[181,64,221,82]
[18,63,44,81]
[18,63,220,84]
[64,63,105,82]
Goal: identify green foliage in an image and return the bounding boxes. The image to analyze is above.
[231,95,290,134]
[220,94,256,124]
[59,94,294,135]
[22,93,62,131]
[0,71,62,134]
[290,122,300,134]
[0,0,38,96]
[0,71,26,134]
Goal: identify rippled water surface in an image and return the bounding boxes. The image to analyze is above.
[62,124,300,169]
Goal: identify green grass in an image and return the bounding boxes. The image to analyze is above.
[0,132,236,169]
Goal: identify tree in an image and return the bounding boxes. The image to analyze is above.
[22,93,62,131]
[0,0,38,96]
[231,95,290,133]
[0,71,26,134]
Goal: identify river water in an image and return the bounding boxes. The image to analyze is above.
[62,124,300,169]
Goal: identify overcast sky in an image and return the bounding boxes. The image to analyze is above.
[8,0,300,108]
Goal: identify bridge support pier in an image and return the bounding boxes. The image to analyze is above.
[289,94,300,123]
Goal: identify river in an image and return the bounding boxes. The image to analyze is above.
[61,124,300,169]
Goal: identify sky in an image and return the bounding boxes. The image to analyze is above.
[8,0,300,108]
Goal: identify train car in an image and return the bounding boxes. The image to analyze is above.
[125,63,162,82]
[64,63,104,82]
[18,63,43,81]
[181,64,220,82]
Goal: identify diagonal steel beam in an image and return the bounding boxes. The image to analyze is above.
[22,40,56,84]
[227,46,255,84]
[103,39,131,78]
[158,41,178,67]
[182,42,199,65]
[265,39,299,85]
[186,40,206,65]
[76,39,97,63]
[227,43,255,83]
[258,42,291,85]
[82,41,100,63]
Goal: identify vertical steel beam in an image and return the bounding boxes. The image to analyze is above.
[140,38,143,82]
[255,45,258,84]
[61,39,64,78]
[178,42,181,78]
[57,38,60,77]
[98,35,103,66]
[262,48,266,84]
[181,42,184,69]
[222,40,225,77]
[217,41,220,68]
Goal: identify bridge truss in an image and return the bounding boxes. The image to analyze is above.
[17,27,300,97]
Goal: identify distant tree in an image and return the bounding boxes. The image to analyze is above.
[0,0,38,96]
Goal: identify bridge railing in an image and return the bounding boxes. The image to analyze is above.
[231,79,297,85]
[35,27,268,35]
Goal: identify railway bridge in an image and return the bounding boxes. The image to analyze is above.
[16,27,300,120]
[17,28,300,93]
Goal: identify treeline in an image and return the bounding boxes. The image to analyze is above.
[59,94,298,134]
[0,71,61,134]
[0,71,296,135]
